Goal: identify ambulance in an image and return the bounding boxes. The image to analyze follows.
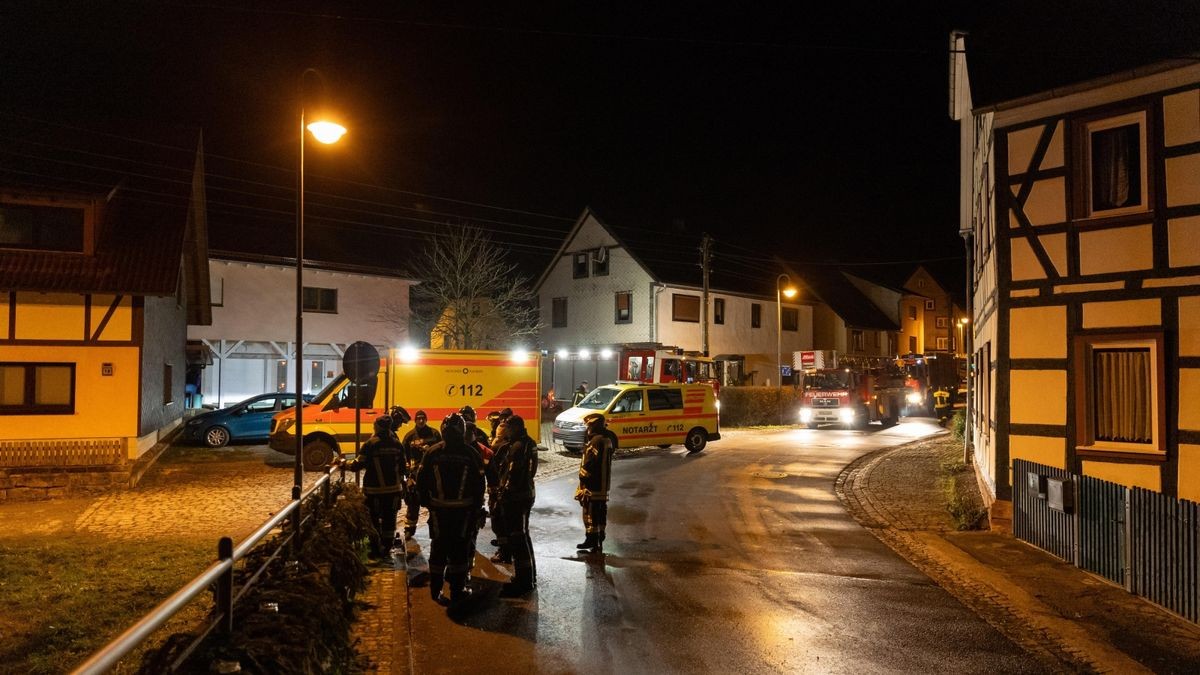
[552,382,720,453]
[269,348,541,469]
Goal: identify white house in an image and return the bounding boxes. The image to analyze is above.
[188,251,414,407]
[534,208,815,395]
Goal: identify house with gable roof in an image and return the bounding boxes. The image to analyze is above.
[0,125,210,498]
[533,208,907,397]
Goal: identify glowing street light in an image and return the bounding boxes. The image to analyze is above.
[777,274,798,425]
[293,69,346,551]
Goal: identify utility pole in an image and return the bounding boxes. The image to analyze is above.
[700,234,712,356]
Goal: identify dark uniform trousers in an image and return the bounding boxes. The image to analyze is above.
[367,493,403,553]
[499,497,536,581]
[581,497,608,537]
[428,507,480,595]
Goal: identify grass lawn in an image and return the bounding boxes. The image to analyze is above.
[0,534,212,674]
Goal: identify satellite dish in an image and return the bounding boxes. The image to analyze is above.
[342,341,381,385]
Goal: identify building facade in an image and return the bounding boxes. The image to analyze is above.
[534,209,814,395]
[0,145,210,497]
[188,253,413,408]
[954,34,1200,521]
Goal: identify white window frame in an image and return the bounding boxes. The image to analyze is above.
[1085,111,1149,218]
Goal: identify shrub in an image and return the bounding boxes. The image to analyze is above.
[951,409,967,441]
[718,386,806,426]
[138,482,374,674]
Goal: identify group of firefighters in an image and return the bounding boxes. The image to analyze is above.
[340,403,616,612]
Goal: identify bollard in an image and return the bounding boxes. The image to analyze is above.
[216,537,234,634]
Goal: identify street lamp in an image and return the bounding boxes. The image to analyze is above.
[956,317,970,357]
[776,274,798,424]
[294,70,346,549]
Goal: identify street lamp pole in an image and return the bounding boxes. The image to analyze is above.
[776,273,797,425]
[293,71,346,553]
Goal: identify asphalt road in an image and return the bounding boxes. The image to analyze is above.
[405,421,1044,674]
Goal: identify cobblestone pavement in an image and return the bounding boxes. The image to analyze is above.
[838,435,1200,674]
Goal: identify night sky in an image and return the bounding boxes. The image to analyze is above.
[2,2,1197,280]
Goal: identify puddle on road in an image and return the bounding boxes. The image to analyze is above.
[752,470,791,479]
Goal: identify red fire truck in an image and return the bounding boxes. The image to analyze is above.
[797,352,906,429]
[618,345,721,395]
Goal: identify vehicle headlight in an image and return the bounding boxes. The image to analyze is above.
[906,391,923,405]
[839,408,856,423]
[799,407,813,423]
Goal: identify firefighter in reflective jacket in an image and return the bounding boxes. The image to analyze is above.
[344,412,408,559]
[575,413,615,553]
[495,414,538,596]
[416,412,486,608]
[401,409,442,540]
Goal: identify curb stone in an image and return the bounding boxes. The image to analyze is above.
[836,441,1146,674]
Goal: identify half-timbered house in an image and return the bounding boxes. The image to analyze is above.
[953,32,1200,523]
[0,131,210,498]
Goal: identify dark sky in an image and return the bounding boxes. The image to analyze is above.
[2,2,1196,281]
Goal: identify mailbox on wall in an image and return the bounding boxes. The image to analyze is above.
[1027,471,1048,499]
[1047,477,1075,514]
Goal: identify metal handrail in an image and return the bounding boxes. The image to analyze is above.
[72,470,338,675]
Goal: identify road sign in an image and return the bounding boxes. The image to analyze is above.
[781,365,792,377]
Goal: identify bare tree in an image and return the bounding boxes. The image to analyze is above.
[382,224,541,350]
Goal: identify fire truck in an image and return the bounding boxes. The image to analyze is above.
[617,345,720,395]
[796,351,906,429]
[896,353,964,415]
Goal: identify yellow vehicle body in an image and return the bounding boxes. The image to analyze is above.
[552,382,720,453]
[270,349,541,468]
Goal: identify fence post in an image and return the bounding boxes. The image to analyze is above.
[216,537,234,634]
[291,485,302,559]
[1123,487,1133,592]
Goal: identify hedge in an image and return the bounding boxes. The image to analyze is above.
[718,386,805,427]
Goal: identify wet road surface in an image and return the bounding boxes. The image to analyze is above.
[405,422,1043,674]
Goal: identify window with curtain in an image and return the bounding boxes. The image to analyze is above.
[1086,113,1146,216]
[672,294,700,322]
[614,291,631,324]
[1074,333,1163,454]
[1092,348,1152,444]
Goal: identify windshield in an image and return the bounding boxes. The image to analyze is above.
[311,374,347,404]
[576,386,620,410]
[804,371,850,390]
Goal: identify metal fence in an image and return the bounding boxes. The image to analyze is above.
[71,468,345,674]
[1014,459,1200,623]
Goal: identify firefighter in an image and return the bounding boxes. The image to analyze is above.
[416,412,486,608]
[496,414,539,596]
[401,409,441,540]
[486,408,515,562]
[575,412,615,553]
[344,410,408,560]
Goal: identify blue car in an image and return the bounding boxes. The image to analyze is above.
[181,393,311,448]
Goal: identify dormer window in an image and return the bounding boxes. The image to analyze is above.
[0,202,85,252]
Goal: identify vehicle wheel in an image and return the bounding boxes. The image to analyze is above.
[658,444,672,449]
[684,427,708,453]
[853,409,869,430]
[882,416,898,428]
[302,437,338,471]
[203,426,230,448]
[806,422,819,430]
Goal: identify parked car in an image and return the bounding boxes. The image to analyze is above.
[182,393,312,448]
